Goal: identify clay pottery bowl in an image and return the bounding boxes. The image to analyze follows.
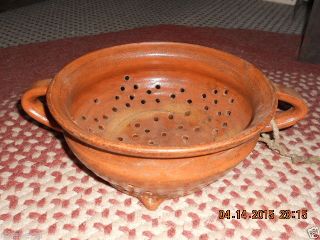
[21,42,308,210]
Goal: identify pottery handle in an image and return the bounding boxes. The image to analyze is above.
[262,84,308,132]
[21,79,62,132]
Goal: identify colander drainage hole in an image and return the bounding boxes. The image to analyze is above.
[148,140,155,145]
[178,125,183,129]
[99,125,104,130]
[222,122,228,128]
[141,100,146,104]
[202,93,207,98]
[135,123,140,128]
[230,98,235,103]
[155,84,161,89]
[217,111,222,116]
[161,132,167,137]
[112,107,118,112]
[182,135,189,142]
[213,99,218,104]
[224,90,229,95]
[120,86,125,91]
[185,111,191,116]
[187,99,192,104]
[134,84,139,90]
[115,96,120,100]
[124,75,130,81]
[204,106,209,111]
[146,90,152,94]
[103,115,108,120]
[130,95,135,100]
[227,111,231,116]
[180,88,185,93]
[170,94,176,99]
[145,129,150,133]
[81,116,86,120]
[212,129,219,135]
[168,114,174,120]
[194,127,200,132]
[125,103,131,108]
[118,137,123,141]
[155,98,160,103]
[94,118,99,122]
[213,89,218,94]
[132,134,139,138]
[154,117,159,121]
[94,98,99,104]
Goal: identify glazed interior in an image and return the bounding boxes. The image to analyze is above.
[47,43,276,155]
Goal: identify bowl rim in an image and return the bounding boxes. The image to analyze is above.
[47,42,277,158]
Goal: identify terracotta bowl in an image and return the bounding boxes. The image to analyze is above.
[21,42,308,210]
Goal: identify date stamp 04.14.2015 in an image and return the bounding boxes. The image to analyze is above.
[218,209,307,220]
[219,209,319,239]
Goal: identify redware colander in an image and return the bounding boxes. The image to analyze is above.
[21,42,308,210]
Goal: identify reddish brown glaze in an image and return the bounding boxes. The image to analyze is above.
[21,42,308,210]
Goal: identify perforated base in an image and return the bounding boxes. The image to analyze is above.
[75,75,247,147]
[80,87,239,145]
[0,0,307,48]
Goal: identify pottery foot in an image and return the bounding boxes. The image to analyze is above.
[137,194,165,210]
